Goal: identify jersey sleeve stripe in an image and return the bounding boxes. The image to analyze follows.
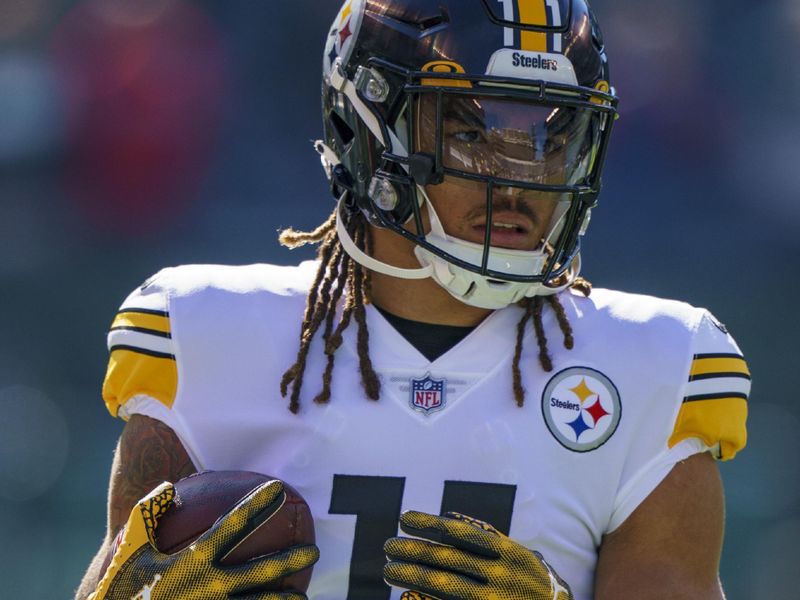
[689,371,751,381]
[683,392,748,403]
[693,352,746,360]
[110,325,172,339]
[684,376,751,400]
[689,355,749,378]
[117,307,169,317]
[109,344,175,360]
[112,311,171,335]
[108,329,174,357]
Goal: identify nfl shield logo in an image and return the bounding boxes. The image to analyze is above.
[410,373,447,415]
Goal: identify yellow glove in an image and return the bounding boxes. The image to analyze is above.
[384,511,572,600]
[90,480,319,600]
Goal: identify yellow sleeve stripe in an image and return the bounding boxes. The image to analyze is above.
[669,395,748,460]
[103,348,177,417]
[111,309,171,336]
[689,353,750,380]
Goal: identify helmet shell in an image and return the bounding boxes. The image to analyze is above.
[322,0,611,206]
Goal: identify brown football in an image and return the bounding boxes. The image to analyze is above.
[103,470,315,591]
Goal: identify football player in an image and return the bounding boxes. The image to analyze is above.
[76,1,749,599]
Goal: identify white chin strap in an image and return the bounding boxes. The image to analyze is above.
[412,186,578,309]
[335,198,433,280]
[333,188,580,310]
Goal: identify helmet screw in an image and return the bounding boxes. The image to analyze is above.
[355,66,390,103]
[369,176,399,211]
[365,78,388,102]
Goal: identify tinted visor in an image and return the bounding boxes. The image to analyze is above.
[415,94,602,186]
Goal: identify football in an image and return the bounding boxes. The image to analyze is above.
[105,470,315,591]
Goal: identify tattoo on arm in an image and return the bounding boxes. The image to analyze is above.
[75,415,196,599]
[108,414,196,535]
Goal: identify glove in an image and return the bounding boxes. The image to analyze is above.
[384,511,573,600]
[90,480,319,600]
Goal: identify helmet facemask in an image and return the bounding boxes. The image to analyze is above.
[320,1,618,309]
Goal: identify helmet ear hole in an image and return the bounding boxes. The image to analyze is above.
[329,110,355,148]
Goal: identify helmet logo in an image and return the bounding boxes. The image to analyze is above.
[324,0,364,74]
[486,49,578,86]
[421,61,472,88]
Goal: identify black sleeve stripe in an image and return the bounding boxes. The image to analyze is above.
[693,352,745,360]
[110,326,172,339]
[109,344,175,360]
[688,372,752,382]
[683,392,749,404]
[117,308,170,317]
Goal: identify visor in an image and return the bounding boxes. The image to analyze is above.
[415,94,602,187]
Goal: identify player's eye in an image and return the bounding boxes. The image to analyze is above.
[452,130,483,144]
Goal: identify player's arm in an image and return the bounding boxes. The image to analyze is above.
[594,451,726,599]
[74,414,196,600]
[75,271,196,598]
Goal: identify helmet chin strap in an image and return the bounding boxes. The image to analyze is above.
[335,195,434,280]
[318,138,431,280]
[413,186,577,307]
[334,183,580,309]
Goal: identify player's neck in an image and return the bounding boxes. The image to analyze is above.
[366,227,492,327]
[369,271,491,326]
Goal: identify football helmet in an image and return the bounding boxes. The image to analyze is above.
[320,0,618,309]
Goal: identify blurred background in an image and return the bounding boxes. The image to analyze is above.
[0,0,797,597]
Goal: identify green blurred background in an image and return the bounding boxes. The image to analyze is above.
[0,0,798,597]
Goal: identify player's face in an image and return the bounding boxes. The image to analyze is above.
[415,94,580,250]
[423,177,559,251]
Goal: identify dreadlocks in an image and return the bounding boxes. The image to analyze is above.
[279,209,380,413]
[279,209,590,412]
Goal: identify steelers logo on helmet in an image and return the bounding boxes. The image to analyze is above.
[323,0,365,76]
[541,367,621,452]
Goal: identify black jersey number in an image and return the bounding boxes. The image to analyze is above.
[330,474,517,600]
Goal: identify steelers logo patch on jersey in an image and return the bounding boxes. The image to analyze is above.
[541,367,621,452]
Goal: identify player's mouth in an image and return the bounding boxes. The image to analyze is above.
[471,213,535,250]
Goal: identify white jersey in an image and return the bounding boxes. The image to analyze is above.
[103,262,749,600]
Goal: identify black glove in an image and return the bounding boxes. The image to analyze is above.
[384,511,573,600]
[90,480,319,600]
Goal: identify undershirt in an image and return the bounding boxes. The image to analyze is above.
[375,306,477,362]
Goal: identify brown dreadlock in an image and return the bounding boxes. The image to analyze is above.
[279,209,591,413]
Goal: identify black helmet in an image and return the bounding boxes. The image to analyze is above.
[319,0,618,309]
